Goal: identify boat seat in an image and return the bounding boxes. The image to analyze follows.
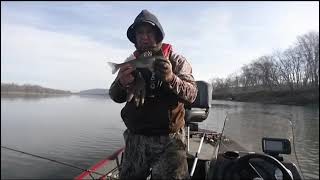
[185,81,212,123]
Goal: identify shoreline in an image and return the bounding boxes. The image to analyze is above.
[1,91,72,95]
[212,89,319,106]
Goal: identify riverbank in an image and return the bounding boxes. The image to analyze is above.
[1,91,72,95]
[212,88,319,106]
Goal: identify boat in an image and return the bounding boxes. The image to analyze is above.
[75,80,304,180]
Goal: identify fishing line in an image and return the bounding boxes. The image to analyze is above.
[288,113,306,180]
[1,146,104,179]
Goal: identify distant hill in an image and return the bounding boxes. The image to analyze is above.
[79,88,108,95]
[1,83,71,94]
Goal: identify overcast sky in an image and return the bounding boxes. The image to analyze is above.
[1,1,319,92]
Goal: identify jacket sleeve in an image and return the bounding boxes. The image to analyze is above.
[167,51,198,104]
[108,54,135,103]
[109,78,127,103]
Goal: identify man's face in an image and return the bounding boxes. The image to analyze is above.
[135,23,157,50]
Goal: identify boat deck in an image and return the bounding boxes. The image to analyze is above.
[187,132,218,160]
[75,129,220,180]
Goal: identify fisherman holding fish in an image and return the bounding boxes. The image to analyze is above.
[109,9,197,179]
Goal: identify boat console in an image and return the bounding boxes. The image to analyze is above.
[208,138,302,180]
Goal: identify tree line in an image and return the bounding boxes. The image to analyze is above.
[210,31,319,98]
[1,83,71,94]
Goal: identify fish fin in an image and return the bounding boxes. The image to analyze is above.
[126,91,134,102]
[135,96,140,107]
[140,89,145,106]
[107,62,119,74]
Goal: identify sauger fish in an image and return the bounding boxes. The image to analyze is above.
[126,71,146,107]
[107,55,163,74]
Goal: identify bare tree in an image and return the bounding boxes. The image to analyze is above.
[250,56,280,91]
[296,31,319,88]
[210,31,318,101]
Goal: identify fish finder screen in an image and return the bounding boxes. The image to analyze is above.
[265,140,283,151]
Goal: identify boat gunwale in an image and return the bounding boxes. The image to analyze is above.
[74,147,125,180]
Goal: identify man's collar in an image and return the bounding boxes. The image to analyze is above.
[135,43,162,54]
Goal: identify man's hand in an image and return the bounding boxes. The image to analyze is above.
[154,57,174,83]
[117,64,135,87]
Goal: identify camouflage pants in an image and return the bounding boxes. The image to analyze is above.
[119,128,189,180]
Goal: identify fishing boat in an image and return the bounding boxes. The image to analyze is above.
[75,80,304,180]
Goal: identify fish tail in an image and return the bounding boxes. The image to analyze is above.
[107,62,119,74]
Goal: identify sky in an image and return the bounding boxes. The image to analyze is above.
[1,1,319,92]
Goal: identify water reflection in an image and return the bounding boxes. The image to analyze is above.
[212,101,319,179]
[78,94,110,99]
[1,97,318,179]
[1,93,71,101]
[1,95,125,179]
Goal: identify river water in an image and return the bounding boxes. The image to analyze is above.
[1,94,319,179]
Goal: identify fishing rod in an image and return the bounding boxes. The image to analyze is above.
[1,146,105,179]
[215,112,229,156]
[190,114,218,178]
[189,113,229,179]
[189,132,205,178]
[288,114,306,180]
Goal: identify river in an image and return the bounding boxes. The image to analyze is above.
[1,94,318,179]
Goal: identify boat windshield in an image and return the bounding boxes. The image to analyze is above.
[216,102,301,171]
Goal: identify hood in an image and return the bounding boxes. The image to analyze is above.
[127,9,165,44]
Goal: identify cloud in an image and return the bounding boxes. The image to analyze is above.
[1,2,319,91]
[158,3,319,80]
[1,23,131,92]
[158,7,269,81]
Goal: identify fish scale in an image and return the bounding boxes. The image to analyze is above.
[107,55,163,74]
[107,55,163,106]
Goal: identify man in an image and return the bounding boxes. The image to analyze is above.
[109,9,197,179]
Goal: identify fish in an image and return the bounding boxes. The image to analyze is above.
[107,55,163,74]
[126,71,146,107]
